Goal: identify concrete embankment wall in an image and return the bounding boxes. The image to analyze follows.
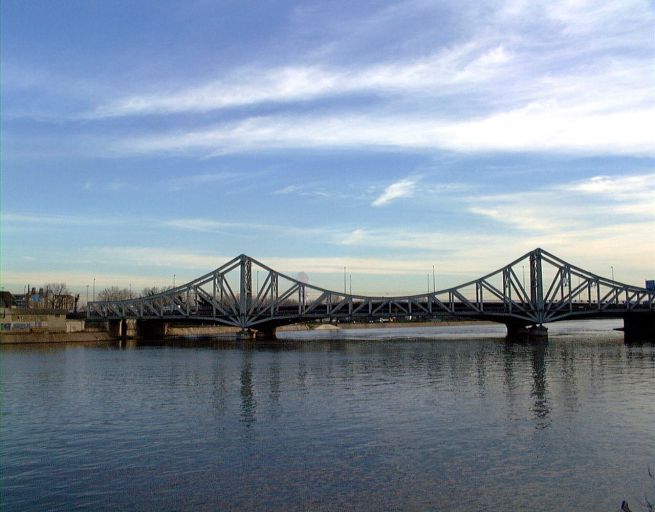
[0,331,115,344]
[166,325,240,336]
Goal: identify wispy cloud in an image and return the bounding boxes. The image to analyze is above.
[372,177,419,206]
[467,172,655,235]
[113,102,654,156]
[162,217,342,239]
[273,183,331,198]
[1,212,120,227]
[88,43,512,119]
[167,171,242,191]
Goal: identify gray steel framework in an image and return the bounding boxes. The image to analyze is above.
[87,248,654,329]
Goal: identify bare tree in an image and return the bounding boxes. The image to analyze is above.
[97,286,134,301]
[141,286,171,297]
[44,282,73,310]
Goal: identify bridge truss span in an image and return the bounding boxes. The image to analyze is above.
[87,248,654,334]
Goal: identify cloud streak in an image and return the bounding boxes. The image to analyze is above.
[113,103,654,157]
[89,43,512,118]
[372,178,419,206]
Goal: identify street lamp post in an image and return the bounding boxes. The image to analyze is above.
[611,266,614,281]
[432,265,436,293]
[344,266,347,295]
[93,278,95,302]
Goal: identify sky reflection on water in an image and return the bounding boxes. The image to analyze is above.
[1,321,654,511]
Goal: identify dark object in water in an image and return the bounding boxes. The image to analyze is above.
[621,500,632,512]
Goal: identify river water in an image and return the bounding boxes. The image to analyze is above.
[1,320,654,511]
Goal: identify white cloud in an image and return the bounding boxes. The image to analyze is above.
[466,173,655,262]
[29,0,645,158]
[89,42,512,119]
[114,97,654,156]
[564,174,655,196]
[167,171,242,191]
[372,178,418,206]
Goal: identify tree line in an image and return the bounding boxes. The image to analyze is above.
[95,286,173,302]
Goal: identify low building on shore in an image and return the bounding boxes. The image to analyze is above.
[0,308,69,333]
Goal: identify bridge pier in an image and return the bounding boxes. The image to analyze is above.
[136,320,168,339]
[623,315,655,342]
[106,320,129,340]
[255,327,277,339]
[237,329,257,341]
[506,323,548,341]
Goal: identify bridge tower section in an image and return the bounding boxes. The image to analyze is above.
[528,249,548,337]
[530,249,544,323]
[238,254,254,338]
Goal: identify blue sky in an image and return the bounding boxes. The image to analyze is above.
[1,0,654,298]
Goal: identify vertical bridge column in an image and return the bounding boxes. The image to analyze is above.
[239,255,253,337]
[530,249,547,334]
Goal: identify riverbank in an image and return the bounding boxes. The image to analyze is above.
[0,331,115,344]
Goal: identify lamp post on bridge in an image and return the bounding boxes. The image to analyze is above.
[611,266,614,281]
[432,265,436,293]
[344,266,347,295]
[93,278,95,302]
[86,285,89,306]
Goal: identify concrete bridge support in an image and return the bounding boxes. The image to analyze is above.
[136,320,168,339]
[623,314,655,342]
[237,329,257,341]
[106,319,129,340]
[255,327,277,339]
[506,322,548,341]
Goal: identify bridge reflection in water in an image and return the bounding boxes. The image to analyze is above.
[87,248,654,340]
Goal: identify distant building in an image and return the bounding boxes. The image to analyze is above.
[0,292,14,308]
[15,287,77,311]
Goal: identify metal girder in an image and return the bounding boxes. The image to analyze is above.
[87,248,655,328]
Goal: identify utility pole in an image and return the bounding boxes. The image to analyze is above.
[93,278,95,301]
[349,274,352,295]
[432,265,436,293]
[611,266,614,281]
[86,284,89,305]
[173,274,176,288]
[344,266,347,295]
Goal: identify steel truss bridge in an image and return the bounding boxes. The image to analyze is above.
[87,248,654,339]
